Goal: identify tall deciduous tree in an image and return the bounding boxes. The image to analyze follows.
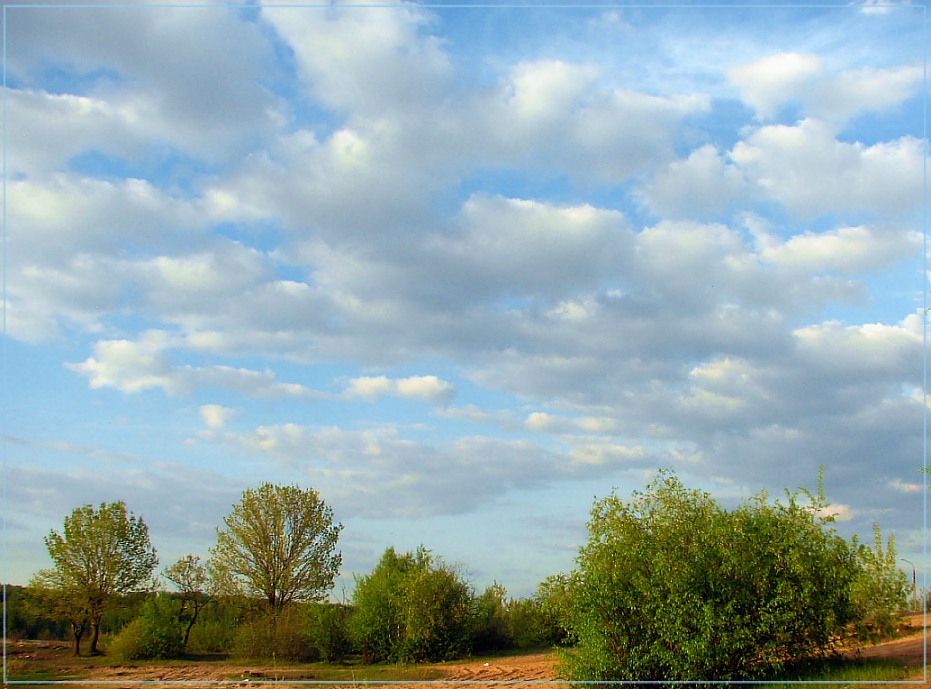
[32,501,157,654]
[211,483,342,614]
[162,555,216,647]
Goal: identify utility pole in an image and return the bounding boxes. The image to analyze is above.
[900,558,917,611]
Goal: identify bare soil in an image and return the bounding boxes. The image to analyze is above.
[840,613,928,684]
[5,615,927,688]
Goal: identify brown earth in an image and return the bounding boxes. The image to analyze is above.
[5,616,927,688]
[842,613,928,685]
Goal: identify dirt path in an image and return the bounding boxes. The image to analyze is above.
[840,613,928,685]
[7,618,927,688]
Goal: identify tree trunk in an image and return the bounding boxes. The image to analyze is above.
[71,620,85,656]
[183,604,201,647]
[89,616,101,655]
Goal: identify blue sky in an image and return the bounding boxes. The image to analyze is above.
[2,0,927,600]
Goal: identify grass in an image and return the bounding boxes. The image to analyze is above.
[760,656,913,688]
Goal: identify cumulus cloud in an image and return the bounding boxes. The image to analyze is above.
[260,1,451,118]
[66,333,323,398]
[759,224,921,273]
[344,375,455,405]
[730,118,925,218]
[200,404,237,430]
[6,6,281,166]
[639,144,746,220]
[728,52,822,121]
[728,52,922,124]
[524,412,618,435]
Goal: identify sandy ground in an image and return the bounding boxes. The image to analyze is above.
[6,616,927,688]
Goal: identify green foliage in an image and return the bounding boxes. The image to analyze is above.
[231,608,317,662]
[350,546,473,664]
[162,554,216,648]
[402,561,473,662]
[186,617,236,654]
[850,524,910,643]
[24,574,92,654]
[507,587,571,649]
[30,501,157,654]
[7,584,69,640]
[562,470,861,682]
[533,573,578,647]
[471,582,513,652]
[306,603,354,663]
[107,596,185,660]
[184,597,240,654]
[211,483,343,615]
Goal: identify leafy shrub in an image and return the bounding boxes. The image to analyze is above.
[231,608,317,662]
[471,583,513,652]
[107,596,185,660]
[850,524,909,643]
[562,470,861,682]
[306,603,353,662]
[186,618,236,654]
[507,594,568,649]
[351,546,473,664]
[106,618,146,660]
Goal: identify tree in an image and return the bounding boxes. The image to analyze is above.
[31,501,157,654]
[561,470,861,682]
[350,546,474,663]
[850,523,910,642]
[162,555,216,648]
[211,483,342,615]
[25,571,91,655]
[471,582,513,652]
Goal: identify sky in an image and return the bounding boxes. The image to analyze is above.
[1,0,928,601]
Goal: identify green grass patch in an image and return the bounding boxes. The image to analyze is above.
[762,656,911,687]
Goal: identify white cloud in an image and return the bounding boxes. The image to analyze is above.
[793,316,923,377]
[728,53,922,124]
[200,404,237,430]
[570,443,645,465]
[730,118,925,217]
[889,478,923,494]
[760,224,920,273]
[807,65,922,123]
[8,174,204,262]
[524,412,618,435]
[816,504,854,522]
[728,52,822,121]
[344,375,455,405]
[66,333,323,399]
[639,144,746,219]
[505,60,600,125]
[66,331,178,394]
[260,1,451,117]
[6,6,281,166]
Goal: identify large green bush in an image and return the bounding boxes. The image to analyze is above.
[231,608,317,662]
[185,617,236,654]
[107,596,185,660]
[306,603,353,663]
[562,470,861,682]
[350,546,473,663]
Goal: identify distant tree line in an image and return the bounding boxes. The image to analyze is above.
[12,472,911,681]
